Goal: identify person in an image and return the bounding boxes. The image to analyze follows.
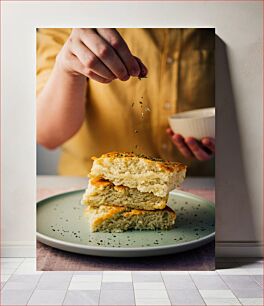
[37,28,215,176]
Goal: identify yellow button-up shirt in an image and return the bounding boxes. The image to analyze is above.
[37,28,215,176]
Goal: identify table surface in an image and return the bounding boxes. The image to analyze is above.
[37,176,215,271]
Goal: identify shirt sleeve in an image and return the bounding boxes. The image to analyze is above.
[36,28,71,96]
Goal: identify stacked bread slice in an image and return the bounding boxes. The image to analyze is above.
[82,152,187,232]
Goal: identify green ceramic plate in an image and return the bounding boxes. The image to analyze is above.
[37,189,215,257]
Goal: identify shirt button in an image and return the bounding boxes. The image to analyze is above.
[163,102,171,110]
[166,57,173,64]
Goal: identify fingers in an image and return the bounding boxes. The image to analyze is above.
[166,128,174,137]
[65,28,147,82]
[201,137,215,153]
[96,28,141,77]
[85,71,112,83]
[134,56,148,78]
[66,53,112,83]
[70,39,115,81]
[166,129,215,161]
[80,30,129,81]
[67,28,147,82]
[170,133,194,160]
[185,137,212,161]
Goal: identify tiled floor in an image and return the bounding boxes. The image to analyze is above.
[0,258,263,305]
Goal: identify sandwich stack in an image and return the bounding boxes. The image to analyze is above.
[82,152,187,232]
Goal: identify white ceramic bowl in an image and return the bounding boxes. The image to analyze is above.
[168,107,215,139]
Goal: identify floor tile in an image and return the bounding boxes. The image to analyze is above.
[71,274,101,282]
[1,288,33,305]
[63,290,100,305]
[134,271,161,275]
[14,262,42,275]
[101,281,133,290]
[135,298,171,305]
[239,298,264,305]
[190,271,218,275]
[199,289,236,298]
[73,271,102,275]
[28,289,66,305]
[191,274,228,289]
[1,266,18,274]
[252,275,263,287]
[1,275,11,282]
[231,287,263,298]
[37,272,72,290]
[220,275,261,290]
[134,282,166,290]
[163,274,196,289]
[8,274,41,283]
[1,257,263,306]
[2,262,21,269]
[3,280,38,291]
[1,257,25,263]
[167,289,205,305]
[132,271,162,282]
[217,268,249,275]
[37,278,71,291]
[134,289,169,299]
[161,271,189,275]
[42,271,73,276]
[245,268,263,275]
[99,289,135,305]
[102,271,132,282]
[203,298,241,305]
[23,258,36,263]
[68,281,101,290]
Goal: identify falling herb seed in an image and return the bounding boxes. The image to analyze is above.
[134,130,139,134]
[131,102,134,107]
[141,112,144,119]
[139,101,143,105]
[145,107,151,112]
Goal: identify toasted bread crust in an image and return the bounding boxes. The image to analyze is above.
[92,152,187,173]
[90,177,113,188]
[86,205,176,232]
[85,205,125,228]
[82,177,168,210]
[90,177,128,191]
